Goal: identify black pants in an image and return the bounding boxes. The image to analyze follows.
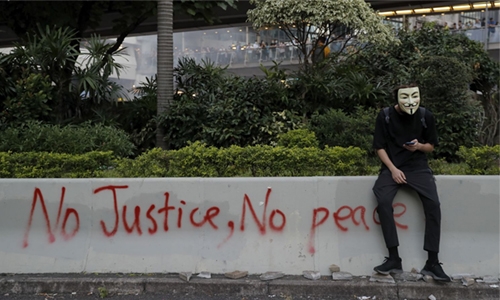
[372,169,441,253]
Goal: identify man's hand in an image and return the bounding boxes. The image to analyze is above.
[403,139,419,152]
[390,168,407,184]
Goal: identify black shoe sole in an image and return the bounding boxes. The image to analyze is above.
[421,269,452,282]
[374,267,403,275]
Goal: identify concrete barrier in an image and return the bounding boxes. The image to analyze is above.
[0,176,498,276]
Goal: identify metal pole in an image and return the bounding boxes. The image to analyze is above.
[485,1,489,50]
[182,32,185,53]
[246,26,249,45]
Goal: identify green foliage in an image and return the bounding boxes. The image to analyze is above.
[355,26,500,151]
[109,142,369,177]
[98,286,108,299]
[167,142,226,177]
[0,151,115,178]
[457,145,500,175]
[0,121,134,157]
[0,25,127,124]
[309,106,378,155]
[110,148,170,178]
[428,158,469,175]
[288,63,390,115]
[413,56,483,160]
[2,145,497,178]
[0,72,53,128]
[162,58,302,149]
[115,76,158,155]
[277,129,319,148]
[247,0,396,65]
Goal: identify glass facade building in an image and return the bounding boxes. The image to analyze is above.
[1,7,498,99]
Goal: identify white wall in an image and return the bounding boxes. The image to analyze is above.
[0,176,498,276]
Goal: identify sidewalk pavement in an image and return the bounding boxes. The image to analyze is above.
[1,273,499,300]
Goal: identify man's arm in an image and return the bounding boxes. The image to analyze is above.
[376,149,407,184]
[403,140,434,153]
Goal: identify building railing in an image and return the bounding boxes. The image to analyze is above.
[168,28,500,71]
[452,25,500,44]
[169,40,359,69]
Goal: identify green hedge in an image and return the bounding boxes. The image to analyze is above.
[0,151,115,178]
[0,144,497,178]
[110,142,368,177]
[457,145,500,175]
[0,121,135,157]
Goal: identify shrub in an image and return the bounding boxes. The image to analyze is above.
[161,58,301,149]
[413,56,483,161]
[457,145,500,175]
[168,142,368,177]
[309,106,378,155]
[0,121,135,157]
[3,145,494,178]
[110,148,170,178]
[428,158,469,175]
[0,72,53,128]
[107,142,369,178]
[115,76,158,155]
[277,129,319,148]
[0,151,115,178]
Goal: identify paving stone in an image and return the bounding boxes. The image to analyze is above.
[451,273,476,281]
[393,271,423,282]
[197,271,211,279]
[329,264,341,273]
[423,275,436,283]
[224,270,248,279]
[331,271,353,281]
[462,276,475,286]
[481,275,499,284]
[179,272,192,282]
[260,271,284,281]
[302,270,321,280]
[369,272,395,284]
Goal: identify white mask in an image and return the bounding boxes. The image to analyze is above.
[397,87,420,115]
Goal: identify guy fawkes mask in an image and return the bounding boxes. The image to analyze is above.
[397,87,420,115]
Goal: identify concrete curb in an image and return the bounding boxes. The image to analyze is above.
[0,274,499,300]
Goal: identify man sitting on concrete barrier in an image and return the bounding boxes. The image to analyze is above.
[371,84,451,282]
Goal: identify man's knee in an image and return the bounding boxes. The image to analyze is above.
[376,198,394,215]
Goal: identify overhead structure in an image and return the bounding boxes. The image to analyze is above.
[0,0,490,47]
[377,0,500,16]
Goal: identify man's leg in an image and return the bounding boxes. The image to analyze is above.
[373,170,401,249]
[372,170,403,274]
[407,170,451,282]
[406,170,441,252]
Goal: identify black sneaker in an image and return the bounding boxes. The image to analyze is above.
[374,257,403,275]
[421,261,452,282]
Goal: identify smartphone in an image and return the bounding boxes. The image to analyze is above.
[405,141,416,145]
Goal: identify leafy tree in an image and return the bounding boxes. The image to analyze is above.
[0,26,126,123]
[412,56,483,160]
[287,63,390,115]
[247,0,396,66]
[355,23,500,149]
[0,0,237,125]
[309,106,378,155]
[162,58,301,149]
[472,53,500,146]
